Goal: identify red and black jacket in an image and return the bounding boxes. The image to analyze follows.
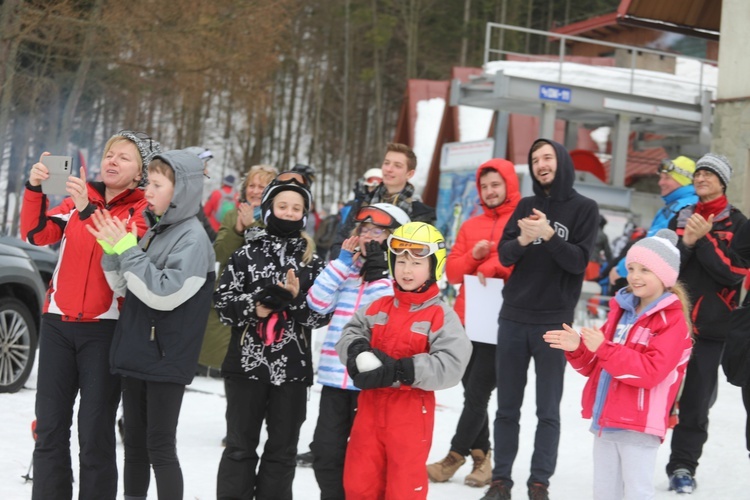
[669,202,747,341]
[20,181,148,321]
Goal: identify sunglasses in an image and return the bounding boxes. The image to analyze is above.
[387,234,445,259]
[276,171,309,185]
[659,159,693,180]
[355,206,396,227]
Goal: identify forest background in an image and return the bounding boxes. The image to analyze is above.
[0,0,620,232]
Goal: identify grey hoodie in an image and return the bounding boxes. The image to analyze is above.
[103,149,216,384]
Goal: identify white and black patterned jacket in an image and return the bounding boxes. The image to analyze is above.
[215,227,330,385]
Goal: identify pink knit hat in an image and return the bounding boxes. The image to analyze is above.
[625,229,680,288]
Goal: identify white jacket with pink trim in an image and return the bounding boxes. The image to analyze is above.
[306,250,393,390]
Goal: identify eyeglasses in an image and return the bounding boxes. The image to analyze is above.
[359,226,387,237]
[276,171,308,185]
[355,206,396,227]
[659,159,693,180]
[387,234,445,259]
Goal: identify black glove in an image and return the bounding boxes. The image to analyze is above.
[361,240,389,282]
[352,349,415,389]
[352,179,369,201]
[345,339,372,378]
[257,283,294,312]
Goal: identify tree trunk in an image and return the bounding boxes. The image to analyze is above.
[283,57,299,166]
[460,0,471,66]
[0,19,21,229]
[57,0,104,152]
[0,0,22,166]
[338,0,350,206]
[544,0,553,53]
[525,0,533,53]
[371,0,384,157]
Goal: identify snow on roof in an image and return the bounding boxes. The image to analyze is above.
[484,58,717,104]
[412,97,445,193]
[459,106,494,143]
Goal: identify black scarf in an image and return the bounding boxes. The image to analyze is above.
[265,212,304,238]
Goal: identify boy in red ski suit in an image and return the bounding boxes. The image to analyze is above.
[336,222,472,499]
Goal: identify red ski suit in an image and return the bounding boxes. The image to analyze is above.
[336,283,472,499]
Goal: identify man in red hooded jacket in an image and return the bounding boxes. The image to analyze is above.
[426,158,520,488]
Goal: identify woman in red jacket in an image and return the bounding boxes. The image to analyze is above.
[427,158,520,488]
[22,131,160,500]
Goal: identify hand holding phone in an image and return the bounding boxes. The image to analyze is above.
[29,153,51,187]
[40,155,73,196]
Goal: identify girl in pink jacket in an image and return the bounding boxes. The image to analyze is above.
[544,229,692,500]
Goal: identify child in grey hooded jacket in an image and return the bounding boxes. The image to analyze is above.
[89,149,216,500]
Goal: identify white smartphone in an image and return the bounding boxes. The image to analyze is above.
[40,155,73,196]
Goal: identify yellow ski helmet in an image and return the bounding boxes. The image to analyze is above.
[387,222,447,281]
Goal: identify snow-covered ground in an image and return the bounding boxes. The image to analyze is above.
[2,342,748,499]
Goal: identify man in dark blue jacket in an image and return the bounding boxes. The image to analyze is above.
[480,139,599,500]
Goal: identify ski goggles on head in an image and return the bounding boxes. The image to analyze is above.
[658,159,693,180]
[275,171,308,186]
[355,206,396,227]
[387,234,445,259]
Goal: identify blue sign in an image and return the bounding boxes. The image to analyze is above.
[539,85,571,103]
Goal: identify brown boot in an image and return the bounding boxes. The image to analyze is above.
[426,451,466,482]
[465,449,492,487]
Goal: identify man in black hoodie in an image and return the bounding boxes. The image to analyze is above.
[480,139,599,500]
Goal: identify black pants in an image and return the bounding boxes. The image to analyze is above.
[450,341,496,456]
[217,378,307,500]
[310,386,358,500]
[32,317,121,500]
[667,337,724,476]
[121,377,186,500]
[492,318,566,489]
[743,383,750,455]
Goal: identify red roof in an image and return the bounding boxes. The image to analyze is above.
[551,12,619,36]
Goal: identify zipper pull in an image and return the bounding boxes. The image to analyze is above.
[150,326,155,341]
[422,404,427,414]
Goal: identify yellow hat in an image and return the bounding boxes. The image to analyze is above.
[659,156,696,186]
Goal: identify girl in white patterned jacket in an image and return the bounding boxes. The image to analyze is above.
[214,173,330,500]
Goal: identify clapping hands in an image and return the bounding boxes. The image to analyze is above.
[86,209,137,248]
[518,209,554,246]
[544,323,605,352]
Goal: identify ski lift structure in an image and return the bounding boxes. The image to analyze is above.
[450,22,717,210]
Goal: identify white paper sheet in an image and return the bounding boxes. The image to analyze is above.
[463,275,504,345]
